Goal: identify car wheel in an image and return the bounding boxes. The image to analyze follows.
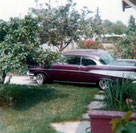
[36,73,46,85]
[98,79,113,90]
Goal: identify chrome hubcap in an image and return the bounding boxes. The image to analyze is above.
[99,79,112,90]
[36,74,43,85]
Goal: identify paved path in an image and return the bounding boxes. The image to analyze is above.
[52,93,105,133]
[5,76,37,85]
[52,121,90,133]
[82,94,105,119]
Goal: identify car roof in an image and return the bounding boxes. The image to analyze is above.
[63,49,108,60]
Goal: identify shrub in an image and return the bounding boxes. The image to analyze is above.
[78,40,104,49]
[115,39,136,59]
[0,84,15,106]
[112,111,136,133]
[103,80,136,111]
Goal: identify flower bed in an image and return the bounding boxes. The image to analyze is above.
[88,80,136,133]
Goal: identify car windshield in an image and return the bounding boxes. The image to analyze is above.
[99,54,115,65]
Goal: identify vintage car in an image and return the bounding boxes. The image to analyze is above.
[27,49,136,90]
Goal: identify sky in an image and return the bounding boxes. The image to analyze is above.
[0,0,136,25]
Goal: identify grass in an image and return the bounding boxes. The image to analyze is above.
[0,83,98,133]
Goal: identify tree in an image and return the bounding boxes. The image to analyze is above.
[116,16,136,59]
[103,20,127,35]
[102,19,113,34]
[91,8,103,41]
[111,21,127,35]
[0,16,59,83]
[78,7,93,40]
[0,20,9,42]
[31,0,83,52]
[127,16,136,34]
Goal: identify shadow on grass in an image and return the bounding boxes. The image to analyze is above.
[0,84,68,111]
[54,82,98,89]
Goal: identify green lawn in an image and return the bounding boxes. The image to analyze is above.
[0,83,98,133]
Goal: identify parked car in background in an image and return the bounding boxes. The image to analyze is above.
[27,49,136,90]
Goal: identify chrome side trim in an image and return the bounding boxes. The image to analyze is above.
[53,80,96,85]
[29,68,45,70]
[48,69,80,72]
[89,70,136,80]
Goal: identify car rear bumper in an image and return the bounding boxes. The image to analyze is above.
[26,71,34,79]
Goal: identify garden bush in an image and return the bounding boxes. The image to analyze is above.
[0,84,15,106]
[103,80,136,111]
[78,40,104,49]
[112,111,136,133]
[115,16,136,59]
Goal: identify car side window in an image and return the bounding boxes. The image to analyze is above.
[82,57,96,66]
[65,56,80,65]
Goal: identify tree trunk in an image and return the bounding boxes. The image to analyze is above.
[59,42,63,52]
[1,70,6,84]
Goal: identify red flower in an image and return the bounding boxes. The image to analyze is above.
[83,40,95,48]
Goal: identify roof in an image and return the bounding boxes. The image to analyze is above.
[63,49,108,60]
[103,34,126,38]
[122,0,136,11]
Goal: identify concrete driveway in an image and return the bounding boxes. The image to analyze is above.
[5,76,37,85]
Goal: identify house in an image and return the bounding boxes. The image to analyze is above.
[122,0,136,11]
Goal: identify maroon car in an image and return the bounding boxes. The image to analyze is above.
[27,49,136,90]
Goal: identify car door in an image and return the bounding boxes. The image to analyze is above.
[46,56,81,82]
[79,57,98,83]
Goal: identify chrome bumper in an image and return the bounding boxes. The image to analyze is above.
[26,71,34,79]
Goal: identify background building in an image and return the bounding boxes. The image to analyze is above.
[122,0,136,11]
